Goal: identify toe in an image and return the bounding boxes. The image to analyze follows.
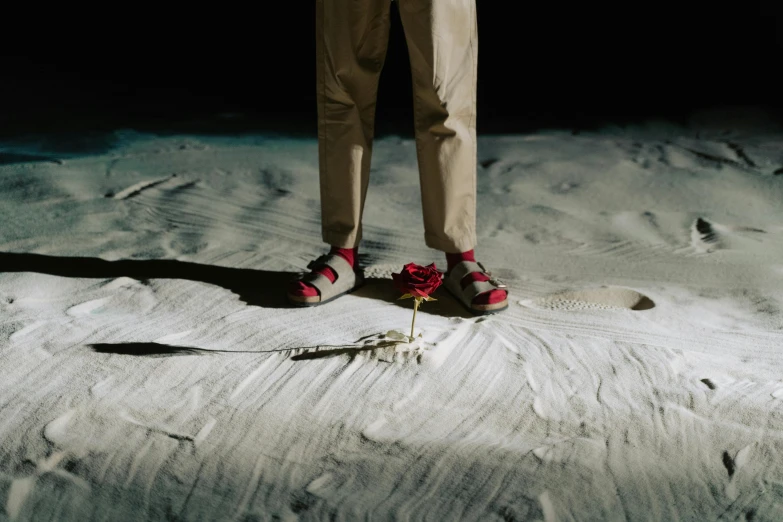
[289,280,319,298]
[472,288,508,306]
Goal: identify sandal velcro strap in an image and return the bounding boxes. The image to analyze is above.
[307,253,353,275]
[461,280,498,301]
[448,260,483,284]
[303,272,334,297]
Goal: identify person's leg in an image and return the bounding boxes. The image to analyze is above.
[290,0,392,301]
[317,0,393,248]
[397,0,477,253]
[397,0,506,307]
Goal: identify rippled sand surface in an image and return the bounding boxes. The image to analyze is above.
[2,116,783,520]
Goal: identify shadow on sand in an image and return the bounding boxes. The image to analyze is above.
[88,339,414,362]
[353,278,474,319]
[89,342,230,357]
[0,252,474,317]
[0,251,296,308]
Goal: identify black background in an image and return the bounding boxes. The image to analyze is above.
[1,2,781,138]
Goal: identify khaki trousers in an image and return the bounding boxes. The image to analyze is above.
[316,0,478,253]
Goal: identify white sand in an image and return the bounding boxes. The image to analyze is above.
[2,110,783,520]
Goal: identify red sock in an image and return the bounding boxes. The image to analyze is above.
[289,246,358,298]
[446,249,507,305]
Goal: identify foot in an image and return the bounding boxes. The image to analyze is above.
[445,250,508,306]
[289,246,358,301]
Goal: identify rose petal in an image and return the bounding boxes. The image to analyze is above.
[385,330,409,341]
[393,263,443,295]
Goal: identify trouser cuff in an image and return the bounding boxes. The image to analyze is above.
[424,231,476,254]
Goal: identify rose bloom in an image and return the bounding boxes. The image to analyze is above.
[392,263,443,298]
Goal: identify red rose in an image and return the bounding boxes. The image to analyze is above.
[392,263,443,299]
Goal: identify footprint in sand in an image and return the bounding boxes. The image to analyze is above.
[523,286,654,311]
[690,217,768,254]
[66,298,110,316]
[691,217,722,253]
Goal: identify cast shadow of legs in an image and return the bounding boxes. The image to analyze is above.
[352,278,475,319]
[1,252,474,314]
[0,251,298,308]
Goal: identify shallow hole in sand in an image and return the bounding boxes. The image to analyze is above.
[524,286,655,311]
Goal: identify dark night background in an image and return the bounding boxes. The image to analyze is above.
[1,2,781,139]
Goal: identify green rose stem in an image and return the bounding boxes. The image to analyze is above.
[410,297,422,339]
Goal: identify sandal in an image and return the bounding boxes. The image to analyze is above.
[443,260,509,315]
[288,253,365,307]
